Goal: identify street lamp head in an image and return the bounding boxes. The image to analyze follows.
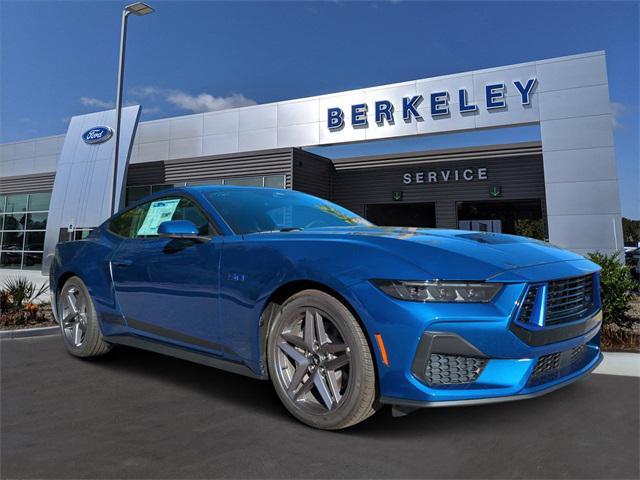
[125,2,154,16]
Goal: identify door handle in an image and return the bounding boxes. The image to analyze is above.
[112,260,133,268]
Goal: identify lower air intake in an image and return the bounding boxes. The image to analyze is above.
[424,354,488,385]
[528,343,591,387]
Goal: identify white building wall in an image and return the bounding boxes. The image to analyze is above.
[0,50,625,279]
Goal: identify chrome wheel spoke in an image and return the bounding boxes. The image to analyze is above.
[293,374,314,400]
[313,372,335,410]
[66,293,79,314]
[287,365,308,397]
[319,343,347,355]
[303,309,316,350]
[325,370,342,404]
[325,354,349,372]
[281,332,307,352]
[62,312,76,326]
[277,340,307,365]
[315,312,330,345]
[73,322,82,346]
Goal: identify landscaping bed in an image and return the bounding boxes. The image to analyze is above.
[601,293,640,353]
[1,277,56,331]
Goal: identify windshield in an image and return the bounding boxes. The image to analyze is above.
[204,188,372,234]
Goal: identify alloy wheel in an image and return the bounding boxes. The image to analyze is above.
[60,285,88,348]
[274,307,351,413]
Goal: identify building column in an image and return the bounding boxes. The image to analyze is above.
[537,52,623,256]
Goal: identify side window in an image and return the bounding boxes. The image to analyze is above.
[109,196,211,239]
[171,197,210,236]
[108,203,150,238]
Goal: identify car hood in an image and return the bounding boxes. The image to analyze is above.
[261,226,591,281]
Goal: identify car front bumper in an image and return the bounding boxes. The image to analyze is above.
[347,267,603,407]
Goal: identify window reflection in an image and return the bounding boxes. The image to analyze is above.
[0,192,50,270]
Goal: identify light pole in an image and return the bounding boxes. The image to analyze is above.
[111,2,155,215]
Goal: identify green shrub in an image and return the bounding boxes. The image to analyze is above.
[515,218,546,240]
[587,251,637,328]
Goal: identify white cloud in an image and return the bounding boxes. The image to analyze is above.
[611,101,625,130]
[165,91,256,113]
[129,85,163,98]
[129,85,256,114]
[80,97,114,109]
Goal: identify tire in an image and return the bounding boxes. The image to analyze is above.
[58,276,112,358]
[267,289,377,430]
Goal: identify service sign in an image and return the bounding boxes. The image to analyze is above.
[82,126,113,144]
[327,79,537,130]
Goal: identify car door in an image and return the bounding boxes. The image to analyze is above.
[109,195,222,354]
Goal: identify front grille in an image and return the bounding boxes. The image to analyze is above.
[527,343,592,387]
[424,354,488,385]
[545,275,595,325]
[517,288,538,324]
[516,274,597,328]
[518,288,538,323]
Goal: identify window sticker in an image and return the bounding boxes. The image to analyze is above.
[137,199,180,236]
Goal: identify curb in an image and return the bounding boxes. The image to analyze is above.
[594,351,640,377]
[0,326,59,339]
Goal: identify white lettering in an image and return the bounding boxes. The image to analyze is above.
[403,173,412,184]
[463,169,473,181]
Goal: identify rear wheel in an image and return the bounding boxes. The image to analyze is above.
[58,276,112,358]
[267,289,377,430]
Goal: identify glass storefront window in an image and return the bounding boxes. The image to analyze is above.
[5,194,28,213]
[263,175,286,189]
[27,192,51,211]
[26,213,47,230]
[25,231,45,251]
[0,191,50,270]
[224,176,264,187]
[1,231,24,250]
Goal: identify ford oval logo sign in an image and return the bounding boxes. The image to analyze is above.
[82,126,113,144]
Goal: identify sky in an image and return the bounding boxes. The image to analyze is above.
[1,0,638,218]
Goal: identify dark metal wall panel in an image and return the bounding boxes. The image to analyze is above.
[332,142,542,170]
[291,149,335,199]
[126,161,167,186]
[332,154,546,229]
[162,149,294,188]
[0,172,56,194]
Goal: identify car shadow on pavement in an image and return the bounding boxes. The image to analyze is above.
[84,341,630,439]
[92,344,289,421]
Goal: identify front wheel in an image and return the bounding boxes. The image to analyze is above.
[267,290,377,430]
[58,276,112,358]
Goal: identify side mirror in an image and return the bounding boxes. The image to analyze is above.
[158,220,205,240]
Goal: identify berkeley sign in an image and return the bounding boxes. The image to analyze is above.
[327,78,537,130]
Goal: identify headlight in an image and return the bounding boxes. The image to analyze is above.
[372,280,503,303]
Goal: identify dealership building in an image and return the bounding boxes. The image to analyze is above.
[0,51,624,285]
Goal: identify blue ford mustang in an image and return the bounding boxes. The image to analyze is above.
[50,186,603,429]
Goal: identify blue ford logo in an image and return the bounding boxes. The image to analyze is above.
[82,126,113,144]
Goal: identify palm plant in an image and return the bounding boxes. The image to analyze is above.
[1,277,49,313]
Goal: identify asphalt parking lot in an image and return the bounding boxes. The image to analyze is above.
[2,335,638,479]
